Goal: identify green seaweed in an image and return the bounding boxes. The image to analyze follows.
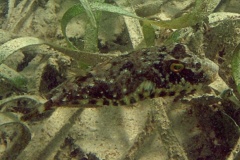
[61,5,85,50]
[0,37,45,90]
[79,0,97,28]
[0,64,27,91]
[231,44,240,94]
[142,21,155,47]
[61,0,219,50]
[148,0,218,29]
[0,37,45,64]
[61,2,142,50]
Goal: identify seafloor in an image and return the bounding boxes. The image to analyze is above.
[0,0,240,160]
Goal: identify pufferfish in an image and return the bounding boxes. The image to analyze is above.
[23,43,219,119]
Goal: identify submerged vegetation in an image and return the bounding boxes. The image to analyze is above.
[61,0,218,50]
[0,0,240,159]
[1,0,240,96]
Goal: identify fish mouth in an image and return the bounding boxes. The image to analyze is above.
[201,58,219,83]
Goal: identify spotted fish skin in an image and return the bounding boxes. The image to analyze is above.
[44,43,218,109]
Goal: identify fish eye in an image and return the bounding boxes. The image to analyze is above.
[170,63,184,73]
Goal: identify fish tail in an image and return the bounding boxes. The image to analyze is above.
[21,100,53,121]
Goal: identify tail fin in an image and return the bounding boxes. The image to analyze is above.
[21,100,53,121]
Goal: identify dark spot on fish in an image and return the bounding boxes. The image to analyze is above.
[159,91,167,97]
[180,90,186,95]
[103,99,110,105]
[130,97,136,104]
[168,91,175,96]
[171,43,189,58]
[119,100,127,105]
[89,99,97,105]
[119,61,134,71]
[190,89,197,94]
[71,100,80,105]
[88,81,109,98]
[150,92,155,98]
[195,62,201,70]
[112,101,118,106]
[169,72,182,84]
[138,93,144,100]
[181,69,205,83]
